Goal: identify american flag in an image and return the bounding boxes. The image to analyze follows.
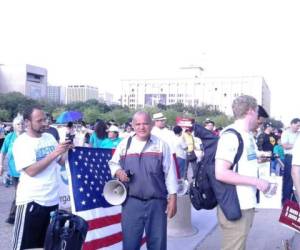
[67,147,123,250]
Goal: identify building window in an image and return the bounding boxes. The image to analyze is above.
[27,73,43,83]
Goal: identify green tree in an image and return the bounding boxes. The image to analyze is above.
[65,101,85,112]
[0,92,283,131]
[142,106,160,117]
[168,103,185,112]
[40,100,62,115]
[103,109,132,125]
[164,109,181,126]
[83,107,104,124]
[157,103,167,110]
[210,115,234,128]
[97,102,111,113]
[0,109,10,121]
[0,92,38,120]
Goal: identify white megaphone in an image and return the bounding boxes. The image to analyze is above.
[177,179,189,196]
[103,179,127,205]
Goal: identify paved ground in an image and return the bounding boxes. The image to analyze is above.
[0,181,14,250]
[195,208,294,250]
[194,169,295,250]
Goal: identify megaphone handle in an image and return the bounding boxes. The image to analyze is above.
[125,170,133,179]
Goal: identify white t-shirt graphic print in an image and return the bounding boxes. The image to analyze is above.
[13,133,61,206]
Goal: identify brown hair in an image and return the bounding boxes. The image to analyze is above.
[232,95,257,119]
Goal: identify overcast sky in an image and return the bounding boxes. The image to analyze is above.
[0,0,299,125]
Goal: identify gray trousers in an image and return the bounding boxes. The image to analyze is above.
[122,197,167,250]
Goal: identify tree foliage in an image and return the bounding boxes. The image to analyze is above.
[83,107,104,124]
[0,92,282,129]
[0,109,10,121]
[0,92,38,121]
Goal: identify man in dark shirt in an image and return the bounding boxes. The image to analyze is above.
[44,114,60,142]
[257,122,276,152]
[257,122,278,175]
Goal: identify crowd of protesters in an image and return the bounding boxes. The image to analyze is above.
[1,98,300,249]
[1,108,299,197]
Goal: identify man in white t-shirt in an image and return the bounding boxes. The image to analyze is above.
[215,95,270,250]
[11,106,72,250]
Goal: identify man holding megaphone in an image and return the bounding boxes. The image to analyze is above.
[109,111,178,250]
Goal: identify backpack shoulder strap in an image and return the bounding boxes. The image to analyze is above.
[223,128,244,171]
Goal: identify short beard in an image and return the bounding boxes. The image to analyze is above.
[33,127,45,135]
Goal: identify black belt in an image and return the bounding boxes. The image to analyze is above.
[129,196,163,202]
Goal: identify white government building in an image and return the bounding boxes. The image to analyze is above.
[65,85,99,104]
[121,76,270,116]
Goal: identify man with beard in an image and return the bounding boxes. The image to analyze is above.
[11,105,72,250]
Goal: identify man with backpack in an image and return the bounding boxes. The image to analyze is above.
[215,95,271,250]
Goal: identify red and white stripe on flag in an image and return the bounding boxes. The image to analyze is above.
[77,206,123,250]
[66,147,146,250]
